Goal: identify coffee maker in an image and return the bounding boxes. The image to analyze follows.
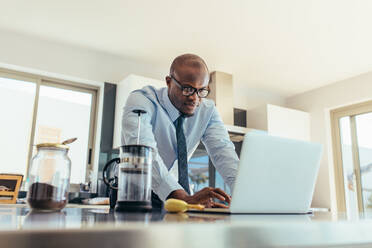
[103,110,154,212]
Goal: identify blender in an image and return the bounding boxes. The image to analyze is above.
[103,110,154,212]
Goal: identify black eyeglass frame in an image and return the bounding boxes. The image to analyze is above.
[169,75,210,98]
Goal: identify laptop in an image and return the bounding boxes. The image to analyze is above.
[189,132,323,214]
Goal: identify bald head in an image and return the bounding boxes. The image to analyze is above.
[170,54,209,82]
[166,54,210,116]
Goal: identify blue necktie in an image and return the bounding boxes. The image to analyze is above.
[175,115,190,194]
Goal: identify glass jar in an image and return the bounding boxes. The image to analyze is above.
[27,143,71,211]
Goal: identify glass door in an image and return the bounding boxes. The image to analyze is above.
[32,82,97,184]
[354,112,372,212]
[0,74,37,176]
[331,101,372,217]
[338,116,359,218]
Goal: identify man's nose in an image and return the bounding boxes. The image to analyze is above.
[188,92,199,102]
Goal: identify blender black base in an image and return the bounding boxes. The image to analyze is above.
[115,201,152,212]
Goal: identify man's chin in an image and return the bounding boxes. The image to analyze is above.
[183,113,194,117]
[180,111,194,117]
[180,104,199,117]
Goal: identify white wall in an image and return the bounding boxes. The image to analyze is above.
[286,71,372,211]
[0,29,285,111]
[0,29,167,84]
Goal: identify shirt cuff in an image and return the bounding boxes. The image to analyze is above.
[154,174,183,202]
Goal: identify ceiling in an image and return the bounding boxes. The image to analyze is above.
[1,0,372,97]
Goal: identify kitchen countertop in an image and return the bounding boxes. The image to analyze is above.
[1,204,372,248]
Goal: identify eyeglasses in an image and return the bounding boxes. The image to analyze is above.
[170,75,210,98]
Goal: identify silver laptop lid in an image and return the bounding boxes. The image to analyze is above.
[230,132,323,213]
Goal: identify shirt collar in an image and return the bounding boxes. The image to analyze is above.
[161,88,181,122]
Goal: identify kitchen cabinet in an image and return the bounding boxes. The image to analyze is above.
[246,104,310,141]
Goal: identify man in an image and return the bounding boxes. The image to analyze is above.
[122,54,239,208]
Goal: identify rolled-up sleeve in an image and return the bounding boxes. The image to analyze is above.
[121,92,183,201]
[201,107,239,192]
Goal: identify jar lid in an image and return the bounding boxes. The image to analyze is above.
[36,143,69,150]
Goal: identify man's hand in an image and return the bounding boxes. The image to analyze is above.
[167,187,231,208]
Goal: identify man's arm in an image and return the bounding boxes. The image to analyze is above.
[121,91,183,201]
[201,107,239,193]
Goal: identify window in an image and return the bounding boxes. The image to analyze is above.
[188,145,209,193]
[188,131,245,195]
[0,69,98,188]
